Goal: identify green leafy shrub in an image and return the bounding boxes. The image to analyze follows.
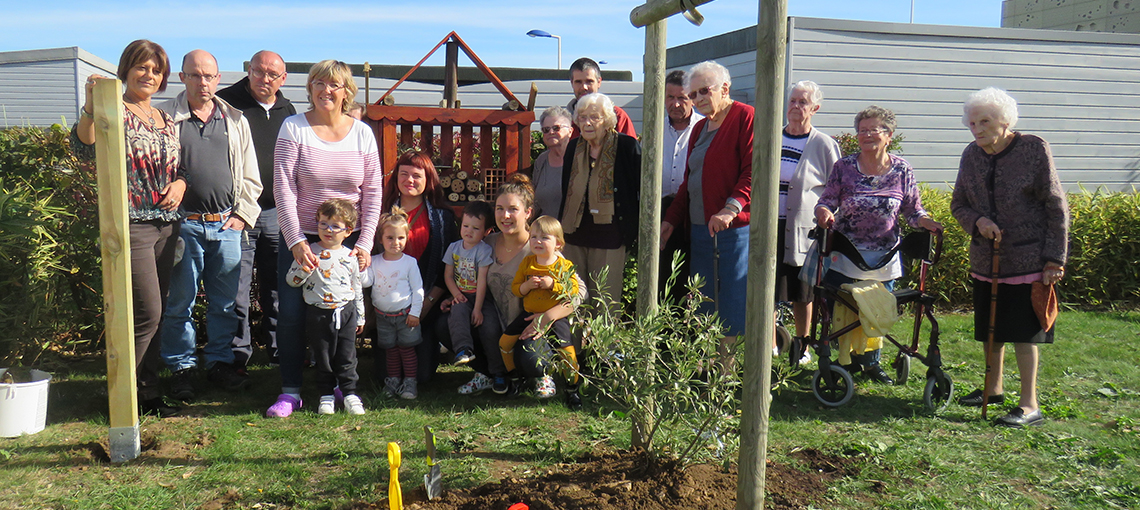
[574,260,740,464]
[0,125,101,364]
[901,185,1140,309]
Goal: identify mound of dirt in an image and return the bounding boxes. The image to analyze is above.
[354,449,851,510]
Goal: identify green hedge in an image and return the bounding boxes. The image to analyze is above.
[0,125,101,365]
[901,185,1140,309]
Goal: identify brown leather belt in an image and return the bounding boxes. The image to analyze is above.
[185,211,230,222]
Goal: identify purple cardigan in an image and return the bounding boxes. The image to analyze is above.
[816,153,928,252]
[951,133,1069,278]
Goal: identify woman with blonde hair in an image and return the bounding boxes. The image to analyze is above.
[269,59,382,417]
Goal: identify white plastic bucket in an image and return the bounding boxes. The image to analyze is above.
[0,369,52,437]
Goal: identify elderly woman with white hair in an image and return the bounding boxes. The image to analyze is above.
[531,106,573,218]
[951,87,1069,428]
[778,81,841,364]
[558,92,641,315]
[661,60,754,362]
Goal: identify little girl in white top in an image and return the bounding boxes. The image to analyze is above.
[361,207,424,399]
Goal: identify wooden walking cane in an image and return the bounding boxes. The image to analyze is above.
[981,239,1000,420]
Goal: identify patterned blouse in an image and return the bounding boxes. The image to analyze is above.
[816,153,927,252]
[70,106,182,223]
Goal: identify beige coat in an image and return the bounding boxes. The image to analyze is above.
[159,92,262,228]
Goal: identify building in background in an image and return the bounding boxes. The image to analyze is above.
[667,16,1140,191]
[1002,0,1140,33]
[0,47,116,128]
[0,47,643,133]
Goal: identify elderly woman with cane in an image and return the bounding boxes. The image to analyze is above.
[951,87,1069,427]
[661,61,754,365]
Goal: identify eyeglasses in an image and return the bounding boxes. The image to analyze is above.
[857,128,891,136]
[312,80,345,91]
[687,86,716,100]
[788,98,813,108]
[318,222,350,233]
[577,114,605,125]
[541,125,569,134]
[251,69,284,81]
[186,73,218,82]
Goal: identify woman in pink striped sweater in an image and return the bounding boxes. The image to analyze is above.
[267,59,383,418]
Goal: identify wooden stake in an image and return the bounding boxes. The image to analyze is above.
[738,0,787,507]
[637,20,666,318]
[93,79,139,463]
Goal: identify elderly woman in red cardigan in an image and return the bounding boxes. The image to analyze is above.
[661,60,754,362]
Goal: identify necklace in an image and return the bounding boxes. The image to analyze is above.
[125,97,157,128]
[496,236,526,264]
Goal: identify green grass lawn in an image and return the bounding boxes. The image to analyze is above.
[1,310,1137,509]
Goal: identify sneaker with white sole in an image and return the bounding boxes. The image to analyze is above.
[343,394,366,415]
[400,378,418,400]
[317,395,336,415]
[799,349,813,365]
[535,375,557,398]
[383,377,402,397]
[458,372,493,394]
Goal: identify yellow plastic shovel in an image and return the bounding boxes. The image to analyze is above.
[388,442,403,510]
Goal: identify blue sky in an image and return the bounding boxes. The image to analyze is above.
[0,0,1001,78]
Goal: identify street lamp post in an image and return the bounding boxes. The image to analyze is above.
[526,29,562,70]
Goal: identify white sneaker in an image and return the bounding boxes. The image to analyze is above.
[344,394,366,415]
[458,372,493,394]
[317,395,336,415]
[799,349,813,365]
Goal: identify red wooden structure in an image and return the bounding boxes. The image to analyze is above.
[363,32,535,205]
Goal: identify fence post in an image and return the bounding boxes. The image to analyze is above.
[738,0,788,508]
[93,79,139,463]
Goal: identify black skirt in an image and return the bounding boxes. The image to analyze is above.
[972,278,1054,344]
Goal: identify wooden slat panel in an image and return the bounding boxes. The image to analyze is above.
[503,123,520,174]
[420,123,433,155]
[440,124,455,168]
[460,124,474,174]
[518,126,531,171]
[382,120,399,181]
[400,123,414,149]
[369,105,535,126]
[480,125,494,169]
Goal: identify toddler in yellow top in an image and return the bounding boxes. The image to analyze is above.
[499,216,582,402]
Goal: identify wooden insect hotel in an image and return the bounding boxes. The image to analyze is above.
[363,32,536,208]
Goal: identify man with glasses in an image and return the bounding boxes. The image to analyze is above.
[159,49,262,399]
[566,57,636,139]
[217,50,296,370]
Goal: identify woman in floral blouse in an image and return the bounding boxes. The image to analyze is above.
[814,105,941,385]
[72,39,186,418]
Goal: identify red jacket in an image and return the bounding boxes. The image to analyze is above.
[664,100,753,229]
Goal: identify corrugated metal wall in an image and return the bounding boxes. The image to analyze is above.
[0,60,78,128]
[667,17,1140,191]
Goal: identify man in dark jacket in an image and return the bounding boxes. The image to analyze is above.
[216,50,296,369]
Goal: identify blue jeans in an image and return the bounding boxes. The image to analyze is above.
[160,218,243,371]
[233,207,280,366]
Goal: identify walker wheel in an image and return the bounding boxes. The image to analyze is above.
[776,325,792,362]
[923,371,954,412]
[892,351,911,385]
[812,365,855,407]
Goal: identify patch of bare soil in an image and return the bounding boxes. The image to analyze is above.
[348,449,855,510]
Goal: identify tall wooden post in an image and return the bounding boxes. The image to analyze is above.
[93,79,139,463]
[737,0,787,508]
[637,20,666,317]
[444,41,459,108]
